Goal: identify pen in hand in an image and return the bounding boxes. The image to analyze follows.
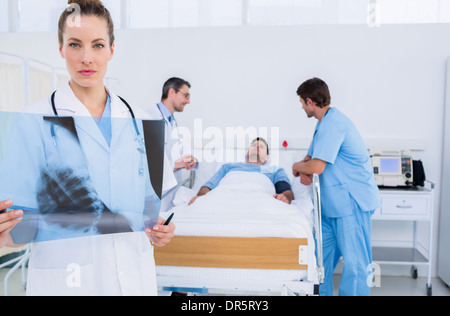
[163,213,174,226]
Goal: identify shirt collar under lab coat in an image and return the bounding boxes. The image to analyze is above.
[53,81,134,152]
[157,102,174,123]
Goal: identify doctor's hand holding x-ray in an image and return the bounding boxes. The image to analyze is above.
[0,200,23,248]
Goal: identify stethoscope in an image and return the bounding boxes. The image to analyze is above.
[50,90,146,176]
[156,103,184,157]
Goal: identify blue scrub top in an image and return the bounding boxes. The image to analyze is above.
[308,107,380,218]
[95,93,112,147]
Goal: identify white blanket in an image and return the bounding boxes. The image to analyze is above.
[168,171,314,239]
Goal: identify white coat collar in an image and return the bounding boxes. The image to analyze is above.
[54,81,133,152]
[54,81,130,117]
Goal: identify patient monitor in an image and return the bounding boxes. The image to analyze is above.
[370,149,413,187]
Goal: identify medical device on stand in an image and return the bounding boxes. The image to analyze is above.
[370,149,414,187]
[370,148,435,296]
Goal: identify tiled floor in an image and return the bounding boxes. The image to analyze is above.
[1,268,449,296]
[333,274,450,296]
[0,268,27,296]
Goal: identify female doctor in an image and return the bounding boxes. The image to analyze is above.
[0,0,176,296]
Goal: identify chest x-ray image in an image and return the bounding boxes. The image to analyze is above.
[0,112,165,244]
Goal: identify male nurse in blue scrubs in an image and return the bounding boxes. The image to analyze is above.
[292,78,381,296]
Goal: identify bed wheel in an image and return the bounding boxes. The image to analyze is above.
[411,266,418,279]
[426,284,432,296]
[314,284,320,296]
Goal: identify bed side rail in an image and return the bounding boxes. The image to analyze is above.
[312,174,324,284]
[162,170,195,199]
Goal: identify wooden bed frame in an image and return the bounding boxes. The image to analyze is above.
[154,236,308,270]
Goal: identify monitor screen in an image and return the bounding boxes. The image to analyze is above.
[380,158,400,173]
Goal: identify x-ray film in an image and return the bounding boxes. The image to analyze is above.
[0,112,165,244]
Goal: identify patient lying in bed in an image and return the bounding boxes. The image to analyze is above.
[189,138,294,205]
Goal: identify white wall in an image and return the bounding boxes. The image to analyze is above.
[1,23,449,276]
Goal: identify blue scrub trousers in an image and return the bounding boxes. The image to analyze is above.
[319,200,374,296]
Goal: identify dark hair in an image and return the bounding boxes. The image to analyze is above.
[161,77,191,101]
[296,77,331,108]
[58,0,115,47]
[251,137,270,155]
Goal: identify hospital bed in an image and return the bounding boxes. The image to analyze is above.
[154,152,324,296]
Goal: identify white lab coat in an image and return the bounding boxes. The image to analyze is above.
[0,82,177,296]
[147,104,192,212]
[147,103,191,170]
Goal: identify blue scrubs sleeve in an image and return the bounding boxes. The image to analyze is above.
[273,168,292,193]
[311,121,346,165]
[273,168,290,184]
[202,165,229,190]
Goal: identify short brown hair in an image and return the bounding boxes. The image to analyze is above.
[161,78,192,101]
[296,77,331,108]
[58,0,115,47]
